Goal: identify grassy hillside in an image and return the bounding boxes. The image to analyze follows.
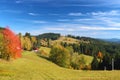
[39,47,51,54]
[0,51,120,80]
[80,54,93,65]
[39,47,51,57]
[51,36,79,44]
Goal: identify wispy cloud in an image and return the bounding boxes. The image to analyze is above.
[63,10,120,28]
[80,26,120,30]
[73,18,95,22]
[68,12,83,16]
[68,10,120,17]
[96,17,120,27]
[44,23,120,31]
[91,10,120,16]
[15,0,22,3]
[18,22,120,38]
[32,20,47,23]
[45,27,64,31]
[57,19,70,22]
[45,27,75,31]
[63,4,97,7]
[17,19,47,24]
[28,13,39,16]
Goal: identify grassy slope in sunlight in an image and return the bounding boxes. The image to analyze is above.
[0,51,120,80]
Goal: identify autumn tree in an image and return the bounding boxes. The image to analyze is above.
[49,44,71,68]
[24,36,32,51]
[0,32,4,58]
[71,53,86,70]
[2,27,22,60]
[31,36,37,48]
[97,51,103,59]
[18,33,24,49]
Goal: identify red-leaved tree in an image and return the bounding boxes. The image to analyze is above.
[2,27,22,60]
[97,51,103,59]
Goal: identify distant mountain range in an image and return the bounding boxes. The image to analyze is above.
[102,38,120,43]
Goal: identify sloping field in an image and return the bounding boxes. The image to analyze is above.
[52,36,79,44]
[0,51,120,80]
[39,47,51,56]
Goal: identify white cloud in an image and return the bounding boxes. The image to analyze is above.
[15,0,22,3]
[45,27,64,31]
[19,23,120,38]
[80,26,120,30]
[64,4,97,7]
[91,10,120,16]
[73,18,95,22]
[57,19,70,22]
[68,12,83,16]
[17,19,47,24]
[28,13,39,16]
[46,27,75,31]
[32,20,47,23]
[94,16,120,27]
[44,23,120,31]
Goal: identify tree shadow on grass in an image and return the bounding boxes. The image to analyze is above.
[36,53,50,61]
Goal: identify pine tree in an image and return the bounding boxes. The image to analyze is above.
[91,56,99,70]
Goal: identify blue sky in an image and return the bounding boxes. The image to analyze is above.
[0,0,120,38]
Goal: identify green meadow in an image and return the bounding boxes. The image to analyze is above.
[0,51,120,80]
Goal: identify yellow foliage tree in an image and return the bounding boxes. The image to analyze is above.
[18,33,24,49]
[24,36,32,50]
[31,36,37,47]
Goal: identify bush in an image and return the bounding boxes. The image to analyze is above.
[70,53,86,70]
[49,45,70,68]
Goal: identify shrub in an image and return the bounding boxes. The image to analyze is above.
[49,45,70,68]
[70,53,86,70]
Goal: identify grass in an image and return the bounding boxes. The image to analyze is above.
[52,36,79,44]
[79,54,93,65]
[39,47,51,57]
[0,51,120,80]
[51,36,90,44]
[39,47,51,55]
